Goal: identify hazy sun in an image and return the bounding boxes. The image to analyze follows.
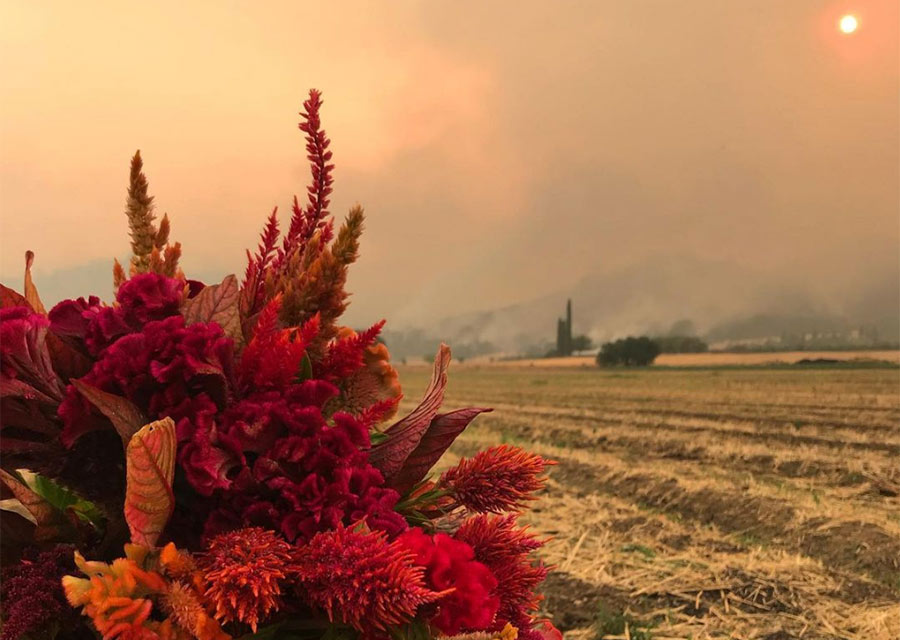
[839,14,858,34]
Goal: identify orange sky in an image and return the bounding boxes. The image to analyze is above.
[1,1,897,328]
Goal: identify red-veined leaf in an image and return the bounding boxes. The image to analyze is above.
[15,470,104,531]
[125,418,176,546]
[0,469,62,541]
[45,332,92,381]
[387,407,492,495]
[71,379,148,445]
[0,283,29,310]
[368,344,451,479]
[181,274,243,348]
[24,250,46,314]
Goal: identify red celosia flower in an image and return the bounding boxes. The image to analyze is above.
[199,527,298,632]
[114,273,185,327]
[49,274,184,356]
[59,314,233,446]
[439,445,555,514]
[197,383,407,542]
[47,295,103,345]
[242,89,335,321]
[397,528,500,635]
[453,514,543,565]
[317,321,385,381]
[237,295,319,393]
[455,515,549,636]
[295,524,442,632]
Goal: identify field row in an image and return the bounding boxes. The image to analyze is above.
[397,365,900,640]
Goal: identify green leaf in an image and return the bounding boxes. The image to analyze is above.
[296,352,313,382]
[16,469,105,530]
[0,469,104,542]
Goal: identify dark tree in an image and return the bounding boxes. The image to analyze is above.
[571,334,593,351]
[653,335,708,353]
[597,336,660,367]
[555,298,574,356]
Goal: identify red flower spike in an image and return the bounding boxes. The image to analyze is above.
[296,523,444,631]
[199,527,298,632]
[242,207,280,316]
[456,515,550,632]
[439,445,555,514]
[454,514,544,565]
[279,89,335,265]
[238,296,317,392]
[356,396,403,428]
[318,320,386,381]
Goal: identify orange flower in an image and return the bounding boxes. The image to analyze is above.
[329,326,402,421]
[198,527,297,632]
[162,582,229,640]
[62,546,178,640]
[295,523,443,631]
[62,544,228,640]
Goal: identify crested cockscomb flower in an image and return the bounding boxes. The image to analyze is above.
[59,314,233,447]
[199,527,298,631]
[48,273,185,357]
[397,528,500,635]
[455,515,549,636]
[195,383,407,542]
[439,445,555,514]
[295,523,443,632]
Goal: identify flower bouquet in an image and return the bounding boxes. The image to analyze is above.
[0,90,560,640]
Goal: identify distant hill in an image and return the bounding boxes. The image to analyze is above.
[384,255,899,359]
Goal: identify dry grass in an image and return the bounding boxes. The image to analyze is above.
[397,364,900,640]
[457,350,900,368]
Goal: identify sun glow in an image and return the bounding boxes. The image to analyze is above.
[839,14,858,34]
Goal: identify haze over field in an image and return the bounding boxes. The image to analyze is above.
[1,1,897,346]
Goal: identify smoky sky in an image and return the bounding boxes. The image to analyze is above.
[1,0,897,329]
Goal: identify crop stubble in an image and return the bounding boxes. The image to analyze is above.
[397,365,900,640]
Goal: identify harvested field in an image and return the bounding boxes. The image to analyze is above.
[463,351,900,368]
[396,365,900,640]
